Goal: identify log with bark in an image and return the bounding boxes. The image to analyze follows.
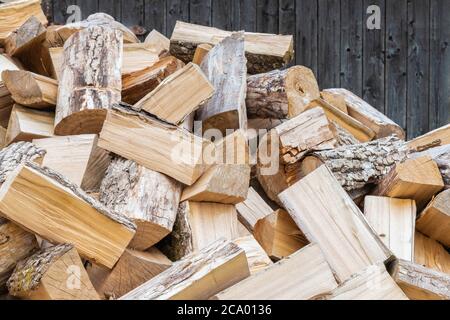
[170,21,294,74]
[7,244,99,300]
[246,66,320,120]
[99,157,182,250]
[55,26,122,136]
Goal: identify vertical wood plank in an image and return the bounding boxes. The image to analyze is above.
[430,0,450,131]
[212,0,232,30]
[318,0,340,89]
[407,0,431,139]
[52,0,73,24]
[386,0,408,131]
[363,0,385,113]
[98,0,121,20]
[75,0,99,19]
[279,0,295,35]
[121,0,145,38]
[167,0,189,36]
[41,0,54,23]
[257,0,279,33]
[240,0,257,31]
[340,0,363,96]
[144,0,166,34]
[190,0,212,27]
[295,0,318,73]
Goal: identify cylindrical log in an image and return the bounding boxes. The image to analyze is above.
[55,26,122,136]
[246,66,320,119]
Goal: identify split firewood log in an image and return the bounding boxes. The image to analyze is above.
[409,144,450,189]
[407,124,450,152]
[192,43,212,65]
[233,235,272,275]
[235,187,274,233]
[144,30,170,56]
[414,231,450,275]
[0,54,20,127]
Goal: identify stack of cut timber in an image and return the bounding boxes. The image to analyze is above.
[0,5,449,301]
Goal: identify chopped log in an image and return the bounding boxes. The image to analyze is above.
[248,118,285,131]
[392,259,450,300]
[278,165,393,283]
[254,209,309,261]
[144,29,170,56]
[7,244,99,300]
[0,0,47,44]
[407,124,450,152]
[181,164,251,204]
[0,221,38,291]
[246,66,320,119]
[416,189,450,247]
[48,13,138,46]
[133,63,214,125]
[213,244,338,300]
[233,235,272,275]
[323,88,405,139]
[5,104,54,145]
[373,156,444,209]
[87,248,172,299]
[0,162,136,268]
[0,55,20,128]
[364,196,416,261]
[99,157,182,250]
[257,107,339,204]
[320,90,348,114]
[300,136,409,196]
[305,98,375,142]
[33,134,111,192]
[122,56,184,105]
[196,33,247,135]
[98,104,212,186]
[159,201,239,261]
[170,21,293,74]
[2,70,57,109]
[317,264,408,300]
[55,26,122,136]
[235,187,274,232]
[0,142,45,184]
[0,126,5,148]
[3,16,53,77]
[192,43,212,65]
[120,239,250,300]
[414,231,450,275]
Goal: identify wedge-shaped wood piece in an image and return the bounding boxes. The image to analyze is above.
[392,259,450,300]
[246,66,320,119]
[159,201,239,261]
[181,164,251,204]
[279,165,393,283]
[5,104,54,145]
[416,189,450,247]
[0,55,20,127]
[48,13,138,45]
[301,136,408,198]
[409,144,450,189]
[364,197,416,261]
[0,221,38,290]
[99,157,182,250]
[0,0,47,44]
[87,248,172,300]
[33,134,110,191]
[254,209,309,261]
[235,187,274,232]
[320,90,348,114]
[98,104,212,186]
[144,29,170,56]
[0,163,136,268]
[7,244,99,300]
[196,33,247,135]
[305,98,375,142]
[170,21,293,74]
[323,88,405,139]
[233,235,272,275]
[213,244,337,300]
[414,231,450,274]
[257,107,339,204]
[122,56,184,105]
[407,124,450,152]
[317,264,408,300]
[121,239,250,300]
[55,26,122,136]
[2,71,57,109]
[192,43,213,65]
[4,16,53,77]
[134,63,214,125]
[373,156,444,209]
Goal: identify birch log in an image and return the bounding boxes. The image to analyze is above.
[55,26,122,136]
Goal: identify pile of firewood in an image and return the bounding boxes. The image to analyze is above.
[0,0,449,300]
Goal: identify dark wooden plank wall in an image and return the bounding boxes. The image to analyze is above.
[44,0,450,138]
